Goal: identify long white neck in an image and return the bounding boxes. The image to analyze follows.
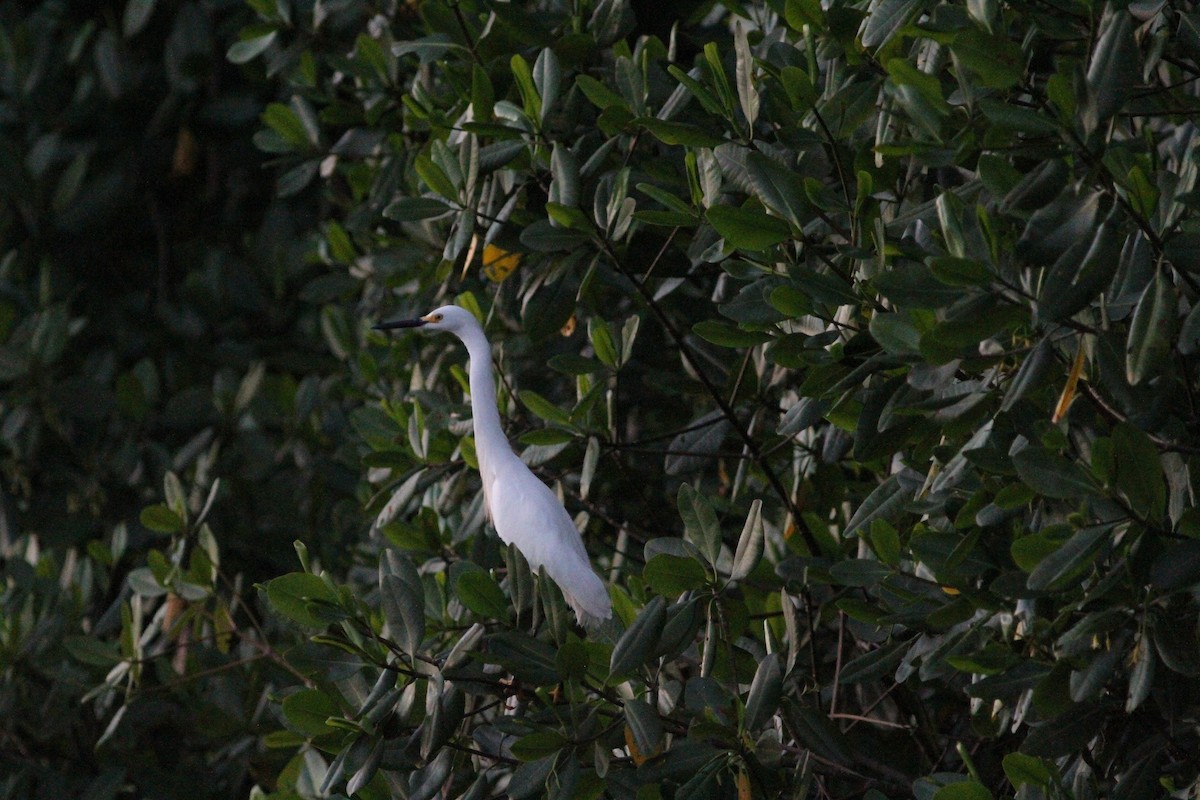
[456,323,512,466]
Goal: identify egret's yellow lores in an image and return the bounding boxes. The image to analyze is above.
[376,305,613,626]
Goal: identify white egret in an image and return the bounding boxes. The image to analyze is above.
[375,305,613,627]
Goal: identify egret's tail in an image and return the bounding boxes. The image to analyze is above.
[561,569,614,632]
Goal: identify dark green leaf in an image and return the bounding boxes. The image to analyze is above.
[637,739,721,783]
[932,780,993,800]
[706,205,791,250]
[678,484,721,564]
[380,552,425,654]
[844,474,908,537]
[456,570,509,618]
[1002,752,1054,790]
[743,653,782,730]
[1012,447,1100,499]
[1126,270,1176,385]
[624,697,664,754]
[862,0,928,48]
[1026,525,1111,591]
[282,688,338,736]
[610,595,667,676]
[266,573,340,628]
[384,197,451,221]
[745,153,808,228]
[140,504,183,534]
[635,117,725,148]
[643,554,708,595]
[692,320,772,348]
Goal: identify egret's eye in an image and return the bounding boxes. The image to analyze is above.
[430,313,444,323]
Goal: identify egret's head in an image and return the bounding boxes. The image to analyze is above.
[374,305,478,335]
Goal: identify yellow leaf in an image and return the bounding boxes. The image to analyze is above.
[482,243,521,282]
[1052,337,1087,423]
[625,726,647,766]
[941,585,960,596]
[737,769,752,800]
[164,593,187,633]
[171,127,198,177]
[560,314,577,337]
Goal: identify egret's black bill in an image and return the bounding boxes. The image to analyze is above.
[374,318,427,331]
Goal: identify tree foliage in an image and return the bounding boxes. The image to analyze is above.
[6,0,1200,798]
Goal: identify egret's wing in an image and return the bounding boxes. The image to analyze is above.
[488,458,611,621]
[487,461,581,566]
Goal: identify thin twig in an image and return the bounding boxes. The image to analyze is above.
[598,239,822,553]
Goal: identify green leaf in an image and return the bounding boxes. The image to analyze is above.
[506,755,554,799]
[383,197,451,221]
[140,504,183,534]
[745,153,808,228]
[637,739,721,783]
[950,28,1022,89]
[979,98,1059,135]
[123,0,157,37]
[928,256,991,287]
[678,484,721,565]
[414,153,458,200]
[588,318,619,367]
[548,146,580,217]
[1002,753,1054,790]
[869,313,921,356]
[610,595,667,676]
[265,572,340,628]
[778,397,826,436]
[932,780,993,800]
[510,730,568,761]
[380,552,425,654]
[1012,447,1100,499]
[780,65,817,109]
[643,554,708,595]
[282,689,338,737]
[1001,336,1053,411]
[635,118,725,148]
[532,48,560,122]
[844,474,908,537]
[64,635,121,667]
[1026,525,1111,591]
[487,631,559,685]
[730,499,764,580]
[828,559,892,586]
[624,697,664,754]
[1126,635,1155,712]
[576,74,625,109]
[1084,4,1136,128]
[733,22,759,128]
[1112,423,1165,516]
[519,390,572,426]
[1037,219,1123,323]
[1149,539,1200,591]
[1126,270,1176,385]
[510,53,542,122]
[743,653,782,730]
[519,219,590,252]
[887,58,950,116]
[227,30,276,64]
[471,63,494,120]
[769,285,812,318]
[692,320,772,348]
[706,205,791,250]
[456,570,509,618]
[862,0,928,48]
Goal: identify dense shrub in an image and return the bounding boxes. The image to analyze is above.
[0,1,361,795]
[6,0,1200,798]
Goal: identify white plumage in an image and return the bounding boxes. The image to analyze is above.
[376,305,612,626]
